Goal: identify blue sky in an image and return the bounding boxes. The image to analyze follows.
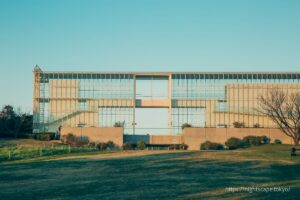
[0,0,300,111]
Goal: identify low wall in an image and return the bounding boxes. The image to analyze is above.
[183,128,293,150]
[60,127,293,151]
[61,127,123,147]
[150,135,183,145]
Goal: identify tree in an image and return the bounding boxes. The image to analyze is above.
[0,105,16,134]
[181,123,192,130]
[114,121,125,127]
[0,105,15,118]
[0,105,32,137]
[253,123,261,128]
[232,121,245,128]
[137,141,146,150]
[258,90,300,145]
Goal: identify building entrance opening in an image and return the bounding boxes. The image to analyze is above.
[135,108,169,135]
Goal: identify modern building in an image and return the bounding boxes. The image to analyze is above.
[33,66,300,134]
[33,66,300,149]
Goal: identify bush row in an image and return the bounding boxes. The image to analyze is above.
[61,133,89,146]
[61,133,117,150]
[122,141,147,150]
[169,144,188,150]
[25,133,56,141]
[200,141,224,150]
[201,136,282,150]
[121,142,189,150]
[226,135,272,149]
[61,134,151,151]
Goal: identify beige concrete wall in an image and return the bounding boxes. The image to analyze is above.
[138,99,169,107]
[183,128,293,150]
[61,127,123,147]
[150,135,183,145]
[49,79,78,99]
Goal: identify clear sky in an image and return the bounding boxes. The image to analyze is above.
[0,0,300,112]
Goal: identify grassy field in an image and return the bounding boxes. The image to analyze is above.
[1,141,300,199]
[0,139,111,163]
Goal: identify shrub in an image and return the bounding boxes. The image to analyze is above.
[106,141,115,150]
[258,136,270,144]
[181,123,192,130]
[49,133,56,140]
[274,139,282,144]
[169,144,179,150]
[243,135,270,146]
[253,123,260,128]
[225,137,245,149]
[75,136,89,147]
[61,133,90,147]
[232,121,245,128]
[97,142,108,151]
[114,121,125,127]
[25,134,36,139]
[200,141,224,150]
[169,143,189,150]
[88,142,97,149]
[36,133,51,141]
[137,141,146,150]
[180,143,189,150]
[243,136,261,146]
[94,141,116,151]
[62,133,76,145]
[122,142,133,150]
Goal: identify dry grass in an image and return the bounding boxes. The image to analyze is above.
[1,143,300,199]
[53,150,188,161]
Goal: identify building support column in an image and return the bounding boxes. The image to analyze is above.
[168,74,172,134]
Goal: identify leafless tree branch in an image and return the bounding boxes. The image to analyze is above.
[258,89,300,145]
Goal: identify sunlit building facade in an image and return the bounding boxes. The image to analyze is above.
[33,66,300,135]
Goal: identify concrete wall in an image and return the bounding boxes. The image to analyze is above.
[135,99,169,108]
[61,127,123,147]
[150,135,183,145]
[183,128,293,150]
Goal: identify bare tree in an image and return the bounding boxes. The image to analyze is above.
[258,90,300,145]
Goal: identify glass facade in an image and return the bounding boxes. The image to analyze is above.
[33,69,300,135]
[33,72,135,134]
[171,73,300,132]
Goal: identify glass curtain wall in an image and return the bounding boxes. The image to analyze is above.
[171,73,300,131]
[35,72,134,133]
[35,71,300,134]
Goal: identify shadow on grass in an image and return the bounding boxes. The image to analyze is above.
[0,152,300,200]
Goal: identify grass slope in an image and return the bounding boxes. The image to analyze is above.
[0,139,111,163]
[0,144,300,199]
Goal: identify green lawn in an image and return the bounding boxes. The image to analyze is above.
[1,143,300,199]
